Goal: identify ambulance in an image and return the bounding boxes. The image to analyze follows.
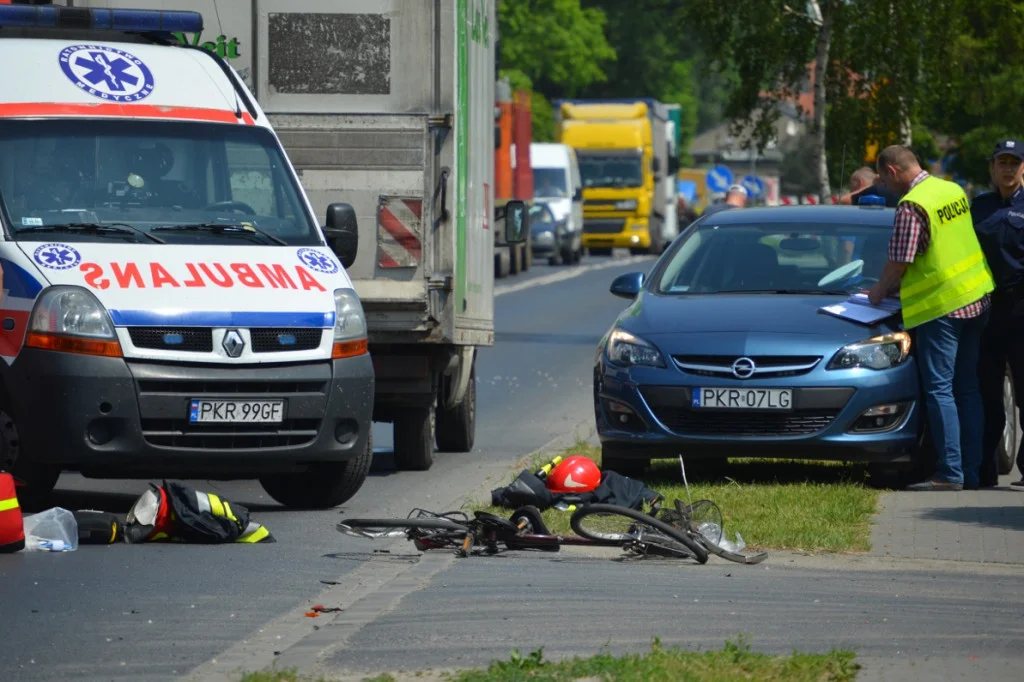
[0,2,375,509]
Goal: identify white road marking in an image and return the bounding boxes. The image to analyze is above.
[494,255,652,297]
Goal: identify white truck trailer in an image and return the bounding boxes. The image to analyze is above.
[68,0,527,470]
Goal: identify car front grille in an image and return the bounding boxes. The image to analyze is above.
[672,355,822,379]
[129,327,213,352]
[583,219,626,234]
[251,328,324,353]
[648,406,839,437]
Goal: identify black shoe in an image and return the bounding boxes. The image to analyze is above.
[1010,478,1024,491]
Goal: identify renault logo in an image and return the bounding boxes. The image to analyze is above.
[222,330,245,358]
[731,356,757,379]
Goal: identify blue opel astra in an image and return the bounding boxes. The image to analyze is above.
[593,203,1018,483]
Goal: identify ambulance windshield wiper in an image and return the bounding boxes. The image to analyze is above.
[152,222,287,246]
[17,222,166,244]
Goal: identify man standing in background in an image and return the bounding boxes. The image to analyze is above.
[839,166,900,207]
[701,184,747,217]
[971,139,1024,490]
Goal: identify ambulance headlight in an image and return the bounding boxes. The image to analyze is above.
[332,288,368,359]
[29,286,116,339]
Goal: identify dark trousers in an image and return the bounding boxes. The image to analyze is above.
[978,292,1024,485]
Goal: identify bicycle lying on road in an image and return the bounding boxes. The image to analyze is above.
[338,503,711,563]
[338,498,769,565]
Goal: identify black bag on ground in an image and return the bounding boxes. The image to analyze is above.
[73,510,123,545]
[490,468,663,512]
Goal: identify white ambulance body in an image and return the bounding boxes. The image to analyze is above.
[0,3,374,509]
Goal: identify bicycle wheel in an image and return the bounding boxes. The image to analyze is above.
[570,504,709,563]
[337,516,466,538]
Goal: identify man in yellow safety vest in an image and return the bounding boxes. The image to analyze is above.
[868,145,995,490]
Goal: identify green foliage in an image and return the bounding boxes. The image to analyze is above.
[497,0,615,97]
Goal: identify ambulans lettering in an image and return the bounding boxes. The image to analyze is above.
[59,45,155,103]
[79,262,326,292]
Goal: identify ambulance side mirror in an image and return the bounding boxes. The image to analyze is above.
[324,202,358,269]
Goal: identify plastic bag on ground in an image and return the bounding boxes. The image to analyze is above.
[23,507,78,552]
[698,521,746,553]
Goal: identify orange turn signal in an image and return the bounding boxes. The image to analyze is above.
[332,338,368,359]
[25,332,123,358]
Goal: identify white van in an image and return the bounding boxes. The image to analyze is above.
[0,3,374,510]
[530,142,583,264]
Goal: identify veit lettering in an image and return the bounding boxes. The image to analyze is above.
[172,32,242,59]
[79,262,325,292]
[936,197,969,224]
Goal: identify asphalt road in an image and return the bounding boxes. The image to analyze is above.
[0,251,654,682]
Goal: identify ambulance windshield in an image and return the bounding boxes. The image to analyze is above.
[0,119,321,246]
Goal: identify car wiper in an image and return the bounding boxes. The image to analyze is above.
[152,222,287,246]
[15,222,166,244]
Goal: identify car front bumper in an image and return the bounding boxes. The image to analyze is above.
[594,358,922,465]
[6,348,374,479]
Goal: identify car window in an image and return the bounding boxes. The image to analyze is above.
[652,222,891,294]
[529,204,554,222]
[533,168,568,197]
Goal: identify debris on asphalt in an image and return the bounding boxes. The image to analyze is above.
[124,480,274,544]
[22,507,78,552]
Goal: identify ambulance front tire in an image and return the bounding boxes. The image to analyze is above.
[0,408,59,512]
[259,430,373,510]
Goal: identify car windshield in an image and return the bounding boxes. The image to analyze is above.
[0,118,320,245]
[577,153,643,189]
[652,222,891,295]
[533,168,568,197]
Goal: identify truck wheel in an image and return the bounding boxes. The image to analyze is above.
[1,408,59,512]
[394,404,435,471]
[998,363,1019,475]
[436,362,476,452]
[495,250,510,279]
[260,430,373,509]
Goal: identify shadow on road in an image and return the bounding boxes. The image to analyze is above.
[49,485,285,514]
[645,458,871,486]
[495,331,602,346]
[919,504,1024,531]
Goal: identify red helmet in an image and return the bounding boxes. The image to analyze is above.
[546,456,601,493]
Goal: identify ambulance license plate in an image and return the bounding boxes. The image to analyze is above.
[189,399,285,423]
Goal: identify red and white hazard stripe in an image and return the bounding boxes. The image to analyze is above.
[377,198,423,269]
[802,194,820,205]
[780,195,799,206]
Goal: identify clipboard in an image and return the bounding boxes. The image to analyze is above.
[818,292,901,325]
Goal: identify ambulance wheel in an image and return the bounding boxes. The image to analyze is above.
[0,408,59,512]
[436,361,476,453]
[394,403,435,471]
[260,430,373,509]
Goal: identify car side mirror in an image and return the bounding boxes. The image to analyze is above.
[503,199,529,243]
[610,271,645,299]
[324,202,358,269]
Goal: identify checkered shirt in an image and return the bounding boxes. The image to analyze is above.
[888,170,990,319]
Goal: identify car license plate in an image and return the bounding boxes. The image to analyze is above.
[692,388,792,410]
[189,399,285,423]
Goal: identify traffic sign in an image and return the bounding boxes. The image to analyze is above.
[705,165,733,193]
[741,174,764,200]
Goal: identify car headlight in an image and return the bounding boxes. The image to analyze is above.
[606,328,665,368]
[26,286,122,357]
[827,332,911,370]
[332,288,368,358]
[615,199,638,211]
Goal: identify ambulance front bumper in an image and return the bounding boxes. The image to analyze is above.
[7,349,374,479]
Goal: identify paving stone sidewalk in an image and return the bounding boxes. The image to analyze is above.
[870,473,1024,564]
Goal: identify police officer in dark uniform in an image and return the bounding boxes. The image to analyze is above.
[972,139,1024,490]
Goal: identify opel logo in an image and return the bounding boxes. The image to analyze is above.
[731,356,757,379]
[222,329,245,358]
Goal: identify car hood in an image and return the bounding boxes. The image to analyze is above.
[16,241,348,328]
[536,197,571,221]
[614,291,898,352]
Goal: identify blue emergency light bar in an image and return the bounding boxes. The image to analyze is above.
[0,4,203,33]
[858,195,887,207]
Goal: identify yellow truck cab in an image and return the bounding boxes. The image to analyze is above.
[554,100,677,256]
